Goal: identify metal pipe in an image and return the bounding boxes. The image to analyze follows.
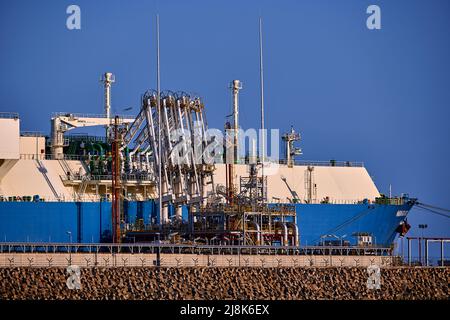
[156,14,163,226]
[248,221,261,245]
[102,72,115,141]
[231,79,242,164]
[259,17,265,198]
[249,138,257,164]
[140,146,151,172]
[282,223,288,246]
[174,206,182,220]
[50,117,64,159]
[275,221,288,246]
[128,150,135,170]
[111,116,121,243]
[418,237,421,265]
[119,148,125,174]
[288,223,299,246]
[408,238,411,265]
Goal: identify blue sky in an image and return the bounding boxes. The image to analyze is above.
[1,0,449,258]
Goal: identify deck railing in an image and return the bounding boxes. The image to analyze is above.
[20,131,46,137]
[52,112,135,119]
[280,159,364,167]
[226,157,364,167]
[0,112,19,119]
[60,173,155,183]
[20,153,88,161]
[19,153,364,168]
[0,242,393,256]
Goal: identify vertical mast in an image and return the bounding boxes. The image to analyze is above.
[156,14,163,226]
[259,17,265,202]
[231,80,242,164]
[101,72,115,141]
[111,116,121,243]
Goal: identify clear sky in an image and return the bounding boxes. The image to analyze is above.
[1,0,449,259]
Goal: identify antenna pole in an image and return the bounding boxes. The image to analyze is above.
[156,14,163,227]
[259,17,265,202]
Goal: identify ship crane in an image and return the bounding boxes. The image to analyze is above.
[280,175,300,203]
[50,113,135,159]
[50,73,135,160]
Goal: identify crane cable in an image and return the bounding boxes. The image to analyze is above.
[414,204,450,219]
[416,202,450,213]
[312,207,374,244]
[311,201,450,244]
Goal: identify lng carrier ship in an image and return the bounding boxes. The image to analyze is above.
[0,72,416,248]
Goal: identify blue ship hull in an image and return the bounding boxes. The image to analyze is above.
[0,200,413,246]
[295,202,413,247]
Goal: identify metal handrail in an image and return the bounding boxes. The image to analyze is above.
[18,154,46,160]
[89,174,154,181]
[20,153,88,161]
[65,134,106,143]
[279,159,364,167]
[60,174,154,182]
[52,112,135,119]
[234,158,364,167]
[20,131,46,137]
[0,193,374,204]
[0,112,19,119]
[0,242,393,256]
[19,153,364,168]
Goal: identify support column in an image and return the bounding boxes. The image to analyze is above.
[407,238,411,266]
[418,238,422,266]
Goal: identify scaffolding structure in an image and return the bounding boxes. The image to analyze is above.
[111,116,122,243]
[192,203,297,246]
[190,162,297,246]
[118,86,299,245]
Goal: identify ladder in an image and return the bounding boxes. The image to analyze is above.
[58,159,75,178]
[77,175,90,200]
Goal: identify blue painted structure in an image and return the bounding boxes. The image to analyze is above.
[295,201,413,247]
[0,200,413,246]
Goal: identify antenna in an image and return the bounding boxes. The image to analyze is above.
[259,17,265,202]
[156,14,163,227]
